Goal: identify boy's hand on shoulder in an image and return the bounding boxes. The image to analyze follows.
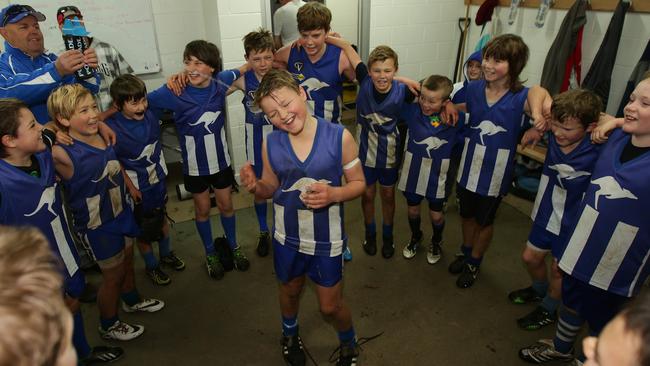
[98,122,116,146]
[395,76,420,96]
[591,118,623,144]
[301,182,333,209]
[166,72,188,96]
[239,162,258,193]
[55,129,74,146]
[441,101,458,126]
[532,113,548,132]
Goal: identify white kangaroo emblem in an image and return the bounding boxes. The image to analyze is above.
[92,160,121,186]
[414,137,448,159]
[548,164,591,189]
[362,113,393,127]
[300,78,330,99]
[471,120,507,145]
[24,185,57,217]
[591,176,638,210]
[188,111,221,133]
[282,177,332,193]
[129,142,158,165]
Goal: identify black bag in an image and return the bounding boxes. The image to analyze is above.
[133,204,165,242]
[214,237,233,271]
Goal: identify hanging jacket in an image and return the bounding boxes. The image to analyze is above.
[616,39,650,117]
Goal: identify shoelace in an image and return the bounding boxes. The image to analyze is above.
[326,331,384,364]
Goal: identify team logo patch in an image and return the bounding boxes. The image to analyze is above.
[294,62,303,71]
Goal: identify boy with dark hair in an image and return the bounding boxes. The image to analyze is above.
[106,74,185,286]
[240,69,365,366]
[398,75,465,264]
[452,34,549,288]
[274,1,356,124]
[509,89,603,331]
[148,40,249,279]
[324,35,418,259]
[519,78,650,363]
[49,84,164,342]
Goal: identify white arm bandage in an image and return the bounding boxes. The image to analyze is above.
[343,157,360,170]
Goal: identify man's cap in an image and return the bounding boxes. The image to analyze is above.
[0,4,45,27]
[56,6,82,27]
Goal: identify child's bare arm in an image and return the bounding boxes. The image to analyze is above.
[98,105,118,122]
[302,130,365,208]
[591,116,624,144]
[326,36,361,70]
[121,166,141,203]
[273,46,290,70]
[524,85,551,131]
[227,75,246,96]
[241,140,280,199]
[52,145,74,180]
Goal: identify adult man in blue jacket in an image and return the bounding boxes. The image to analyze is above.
[0,4,100,124]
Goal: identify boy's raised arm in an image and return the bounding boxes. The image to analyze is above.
[326,36,361,70]
[273,46,291,70]
[525,85,551,131]
[241,140,280,199]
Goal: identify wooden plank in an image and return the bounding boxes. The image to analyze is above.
[517,144,547,163]
[464,0,650,13]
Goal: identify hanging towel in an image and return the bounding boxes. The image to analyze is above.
[582,0,631,109]
[616,39,650,117]
[540,0,587,96]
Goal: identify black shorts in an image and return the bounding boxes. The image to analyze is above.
[183,166,234,193]
[457,184,502,226]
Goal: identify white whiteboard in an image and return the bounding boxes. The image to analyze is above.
[14,0,161,74]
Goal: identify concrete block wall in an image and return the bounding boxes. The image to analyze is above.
[463,5,650,115]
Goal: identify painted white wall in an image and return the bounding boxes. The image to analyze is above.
[328,0,359,45]
[368,0,465,82]
[463,5,650,115]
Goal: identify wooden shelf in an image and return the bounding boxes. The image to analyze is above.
[464,0,650,14]
[517,144,547,163]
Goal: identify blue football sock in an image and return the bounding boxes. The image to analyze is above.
[195,219,215,255]
[220,214,237,249]
[120,289,141,307]
[466,255,483,266]
[158,235,171,258]
[140,249,158,270]
[461,244,472,257]
[366,221,376,238]
[532,280,549,297]
[254,202,269,232]
[72,310,91,358]
[541,294,560,314]
[100,315,119,331]
[282,315,298,337]
[553,306,584,354]
[382,223,393,239]
[338,327,356,345]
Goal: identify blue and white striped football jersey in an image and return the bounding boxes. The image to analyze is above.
[397,104,465,200]
[287,45,343,123]
[148,69,239,176]
[456,79,529,197]
[59,142,126,232]
[242,70,274,176]
[0,151,79,276]
[559,129,650,297]
[355,77,406,169]
[267,117,346,257]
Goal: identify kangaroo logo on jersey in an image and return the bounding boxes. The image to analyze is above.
[188,111,221,133]
[549,164,591,189]
[24,185,57,217]
[592,176,638,210]
[414,137,448,159]
[282,177,332,193]
[300,78,330,100]
[129,141,158,166]
[471,120,507,145]
[362,113,393,130]
[92,160,121,186]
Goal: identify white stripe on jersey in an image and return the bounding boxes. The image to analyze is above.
[126,169,139,190]
[51,215,79,276]
[307,100,315,116]
[204,134,218,174]
[262,124,273,141]
[86,195,101,229]
[386,132,397,167]
[146,164,158,186]
[436,159,450,199]
[185,135,199,175]
[531,174,549,220]
[466,143,486,192]
[324,100,334,121]
[397,151,413,192]
[245,123,254,164]
[416,155,432,196]
[108,186,123,218]
[160,153,168,176]
[488,149,510,196]
[560,205,599,273]
[630,247,650,297]
[297,209,315,255]
[589,221,638,291]
[329,205,343,256]
[273,203,286,245]
[457,138,470,183]
[221,128,230,169]
[547,185,567,235]
[366,130,378,168]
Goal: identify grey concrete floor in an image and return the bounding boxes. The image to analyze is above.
[80,193,574,366]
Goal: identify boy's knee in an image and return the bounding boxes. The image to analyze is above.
[319,302,341,318]
[522,247,545,266]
